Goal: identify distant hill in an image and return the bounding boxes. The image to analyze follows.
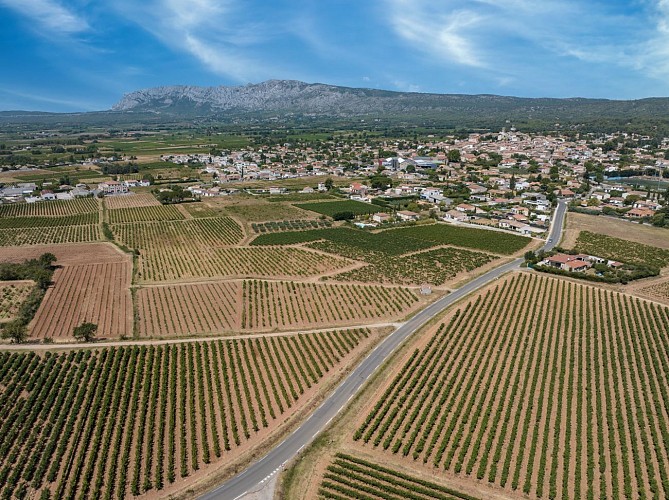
[111,80,669,121]
[4,80,669,132]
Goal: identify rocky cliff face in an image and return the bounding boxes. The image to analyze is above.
[111,80,513,115]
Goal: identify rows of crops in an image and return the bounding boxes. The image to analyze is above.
[354,273,669,499]
[329,247,494,286]
[252,224,529,258]
[573,230,669,269]
[251,219,332,234]
[31,262,132,339]
[137,282,241,336]
[295,200,383,217]
[0,213,99,229]
[319,454,477,500]
[112,217,244,249]
[0,198,98,218]
[107,205,186,224]
[241,280,420,330]
[104,194,161,210]
[0,225,100,247]
[0,331,370,498]
[0,282,33,321]
[135,245,351,283]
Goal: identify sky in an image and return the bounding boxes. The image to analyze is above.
[2,0,669,111]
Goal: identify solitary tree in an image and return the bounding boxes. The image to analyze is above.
[2,321,27,344]
[73,322,98,342]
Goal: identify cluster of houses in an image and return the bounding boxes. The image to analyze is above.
[540,253,623,273]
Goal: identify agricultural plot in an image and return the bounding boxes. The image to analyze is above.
[354,272,669,499]
[0,242,129,266]
[329,247,495,286]
[0,213,99,229]
[30,261,132,339]
[251,219,332,234]
[573,231,669,269]
[0,225,100,247]
[104,193,161,209]
[0,330,373,499]
[295,200,383,217]
[137,282,242,336]
[107,205,186,224]
[0,198,98,217]
[112,217,244,250]
[224,200,313,222]
[632,279,669,305]
[0,281,34,322]
[394,224,530,255]
[241,281,420,330]
[182,203,228,218]
[318,454,476,500]
[135,246,352,283]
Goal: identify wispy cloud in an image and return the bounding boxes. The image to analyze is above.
[0,0,88,35]
[112,0,283,82]
[0,85,100,110]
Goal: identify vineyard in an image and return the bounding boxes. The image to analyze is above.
[30,261,132,339]
[137,282,242,336]
[111,217,244,249]
[104,194,161,209]
[318,454,476,500]
[0,330,373,498]
[354,272,669,499]
[134,245,352,283]
[0,213,99,229]
[329,247,495,286]
[241,281,419,330]
[573,231,669,269]
[0,281,34,322]
[251,219,332,233]
[252,224,529,257]
[107,205,186,224]
[137,280,419,336]
[0,225,101,247]
[633,279,669,305]
[0,198,98,217]
[295,200,383,217]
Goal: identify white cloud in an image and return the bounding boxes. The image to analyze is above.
[111,0,287,82]
[0,0,88,35]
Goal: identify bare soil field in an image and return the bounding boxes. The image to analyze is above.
[0,241,129,266]
[562,212,669,249]
[30,260,133,339]
[0,329,382,499]
[105,193,161,209]
[286,272,669,500]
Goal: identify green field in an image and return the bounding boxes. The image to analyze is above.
[295,200,383,217]
[573,231,669,269]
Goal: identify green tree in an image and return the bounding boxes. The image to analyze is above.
[447,149,461,163]
[2,321,27,344]
[73,322,98,342]
[324,177,334,191]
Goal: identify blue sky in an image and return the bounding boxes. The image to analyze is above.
[1,0,669,111]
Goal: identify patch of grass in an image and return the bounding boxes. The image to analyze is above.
[295,200,383,217]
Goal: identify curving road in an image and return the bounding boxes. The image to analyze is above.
[201,200,568,500]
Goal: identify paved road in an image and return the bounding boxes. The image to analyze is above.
[201,200,568,500]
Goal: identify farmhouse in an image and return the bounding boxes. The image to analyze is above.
[396,210,420,221]
[98,181,129,195]
[372,213,392,223]
[542,253,592,272]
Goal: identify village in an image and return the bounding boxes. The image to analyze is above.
[1,129,668,239]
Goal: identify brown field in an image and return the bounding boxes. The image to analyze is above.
[0,329,382,499]
[136,280,422,337]
[628,276,669,305]
[30,260,133,339]
[0,242,130,266]
[104,193,161,209]
[562,212,669,249]
[219,198,315,222]
[289,272,669,500]
[0,280,34,322]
